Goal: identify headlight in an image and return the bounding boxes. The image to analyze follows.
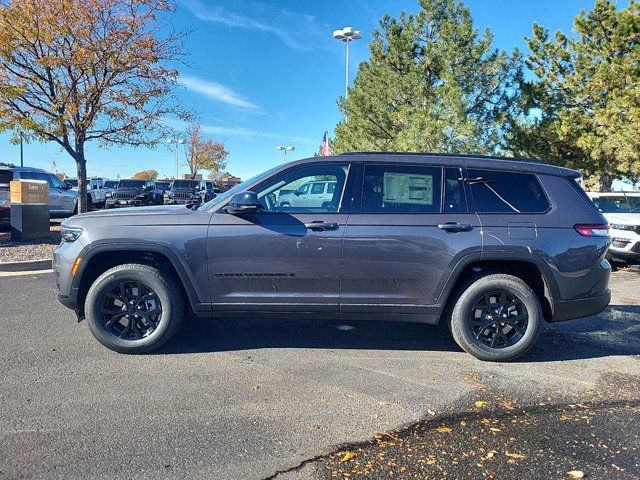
[610,224,636,231]
[61,226,83,243]
[105,192,112,198]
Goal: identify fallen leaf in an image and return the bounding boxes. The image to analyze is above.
[567,471,585,479]
[505,451,526,459]
[475,401,488,408]
[427,409,436,416]
[340,451,355,463]
[436,426,452,433]
[489,428,501,433]
[251,385,260,391]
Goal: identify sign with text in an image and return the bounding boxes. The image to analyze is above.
[10,180,49,205]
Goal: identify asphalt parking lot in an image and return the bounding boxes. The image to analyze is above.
[0,270,638,480]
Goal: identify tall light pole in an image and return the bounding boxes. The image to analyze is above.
[19,130,23,167]
[276,145,295,162]
[166,135,185,179]
[333,26,362,101]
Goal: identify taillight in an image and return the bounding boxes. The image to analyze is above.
[574,224,610,237]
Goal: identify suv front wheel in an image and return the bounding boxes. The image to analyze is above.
[85,263,184,354]
[449,274,542,362]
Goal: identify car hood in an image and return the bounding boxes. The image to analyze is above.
[602,212,640,224]
[63,205,211,228]
[112,188,147,194]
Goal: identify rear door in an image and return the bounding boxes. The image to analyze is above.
[340,163,482,315]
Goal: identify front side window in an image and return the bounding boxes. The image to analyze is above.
[467,169,549,213]
[254,163,350,213]
[361,164,442,213]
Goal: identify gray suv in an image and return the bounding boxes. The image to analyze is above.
[53,153,611,361]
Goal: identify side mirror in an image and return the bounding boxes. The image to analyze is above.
[226,191,262,214]
[64,182,73,190]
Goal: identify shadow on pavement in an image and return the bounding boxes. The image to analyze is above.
[156,303,640,362]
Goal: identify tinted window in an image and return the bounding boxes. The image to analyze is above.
[172,180,198,188]
[119,180,146,188]
[0,170,12,188]
[49,174,66,189]
[104,181,118,188]
[327,182,336,194]
[65,179,78,187]
[254,163,350,213]
[467,169,549,213]
[444,167,467,213]
[19,171,48,183]
[589,195,640,213]
[361,164,441,213]
[311,182,325,194]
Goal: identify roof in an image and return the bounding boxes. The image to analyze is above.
[287,152,581,178]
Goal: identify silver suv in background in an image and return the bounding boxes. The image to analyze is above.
[1,165,77,217]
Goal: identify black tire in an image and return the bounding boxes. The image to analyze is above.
[86,195,93,211]
[449,274,542,362]
[85,263,184,354]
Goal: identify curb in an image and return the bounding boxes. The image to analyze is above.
[0,258,52,272]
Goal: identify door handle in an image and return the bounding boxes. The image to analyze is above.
[304,221,339,231]
[437,222,473,232]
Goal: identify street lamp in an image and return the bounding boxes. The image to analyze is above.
[166,135,185,179]
[276,145,295,162]
[333,26,362,101]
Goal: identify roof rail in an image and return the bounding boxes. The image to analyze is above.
[336,151,544,163]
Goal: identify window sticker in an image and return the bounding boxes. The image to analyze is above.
[383,172,434,205]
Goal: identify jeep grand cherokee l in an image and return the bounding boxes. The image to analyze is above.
[53,153,611,361]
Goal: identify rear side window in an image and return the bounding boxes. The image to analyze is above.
[467,169,549,213]
[310,182,325,194]
[444,167,467,213]
[361,164,441,213]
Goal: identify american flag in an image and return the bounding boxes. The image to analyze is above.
[320,131,333,156]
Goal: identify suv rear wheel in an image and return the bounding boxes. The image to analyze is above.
[85,263,184,354]
[449,274,542,362]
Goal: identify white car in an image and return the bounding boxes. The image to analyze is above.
[65,177,109,209]
[278,180,337,209]
[587,192,640,264]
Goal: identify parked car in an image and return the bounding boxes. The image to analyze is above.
[587,192,640,265]
[163,179,201,205]
[277,179,337,209]
[105,179,162,208]
[65,177,109,209]
[155,181,171,197]
[199,180,220,203]
[54,153,611,361]
[1,165,77,217]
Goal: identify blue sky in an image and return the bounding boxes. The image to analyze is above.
[0,0,594,181]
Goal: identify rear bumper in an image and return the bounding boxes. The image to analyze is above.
[551,289,611,322]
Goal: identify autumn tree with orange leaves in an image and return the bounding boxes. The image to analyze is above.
[183,123,228,180]
[0,0,190,212]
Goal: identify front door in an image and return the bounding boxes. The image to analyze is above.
[207,162,353,312]
[341,164,482,315]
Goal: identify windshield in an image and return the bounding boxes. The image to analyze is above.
[196,165,280,211]
[65,179,78,187]
[172,180,199,189]
[104,181,118,188]
[118,180,146,188]
[591,195,640,213]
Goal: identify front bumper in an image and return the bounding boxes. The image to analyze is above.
[164,198,198,205]
[551,289,611,322]
[106,199,147,207]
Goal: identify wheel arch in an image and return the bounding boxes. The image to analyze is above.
[437,252,560,322]
[73,242,204,317]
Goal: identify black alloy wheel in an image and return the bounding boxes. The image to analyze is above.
[99,280,162,340]
[468,290,528,349]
